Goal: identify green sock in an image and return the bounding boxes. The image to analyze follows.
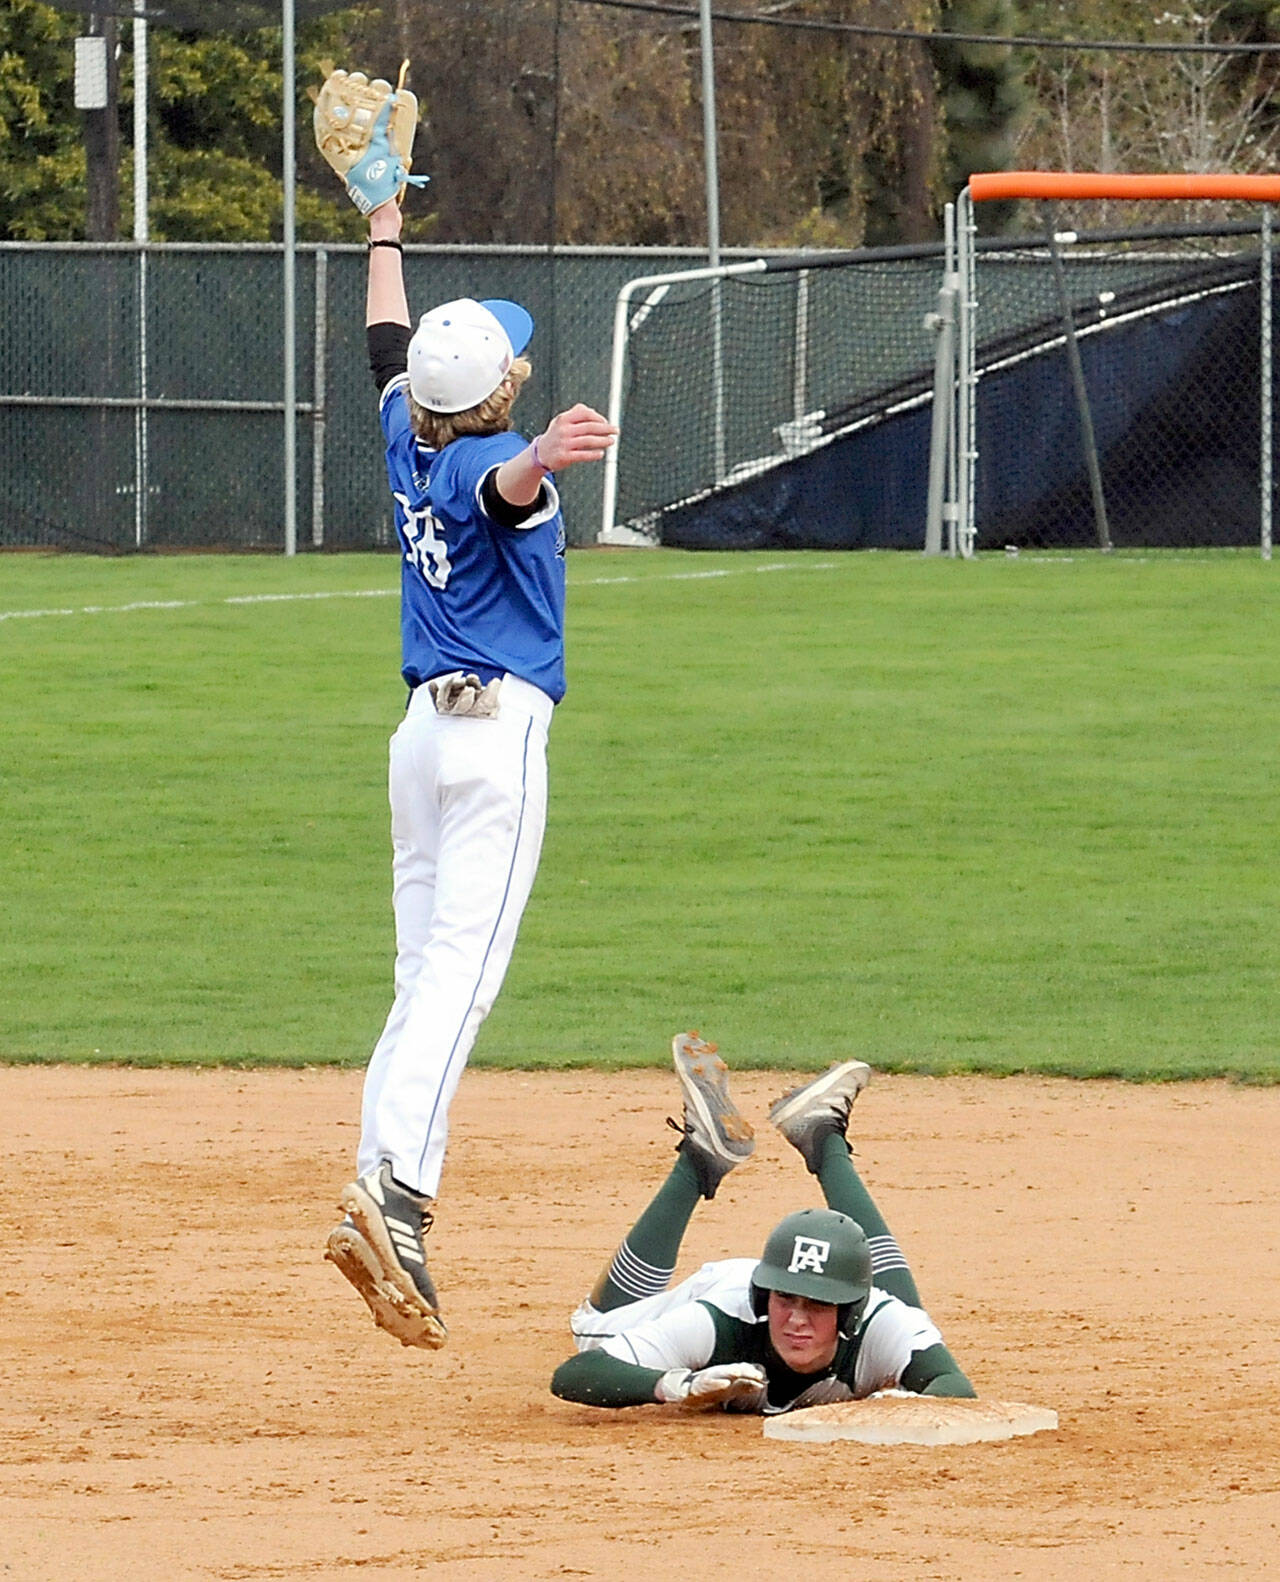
[816,1132,922,1307]
[590,1150,703,1312]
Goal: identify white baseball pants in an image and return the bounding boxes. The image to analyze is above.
[357,674,552,1198]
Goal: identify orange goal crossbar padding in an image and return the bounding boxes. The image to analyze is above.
[969,171,1280,205]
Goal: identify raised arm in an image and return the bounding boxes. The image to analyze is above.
[366,199,410,329]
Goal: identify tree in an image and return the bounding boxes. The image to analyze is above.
[723,0,944,247]
[929,0,1032,227]
[1009,2,1280,228]
[553,0,946,249]
[0,0,960,248]
[142,24,367,242]
[0,1,365,241]
[0,1,85,240]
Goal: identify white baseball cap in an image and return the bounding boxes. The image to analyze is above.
[407,297,534,413]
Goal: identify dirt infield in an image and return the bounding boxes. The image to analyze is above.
[3,1066,1277,1580]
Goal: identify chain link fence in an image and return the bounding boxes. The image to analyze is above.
[0,241,748,553]
[8,228,1274,556]
[962,223,1274,553]
[605,221,1280,554]
[927,182,1280,557]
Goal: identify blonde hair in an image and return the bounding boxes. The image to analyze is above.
[409,357,532,449]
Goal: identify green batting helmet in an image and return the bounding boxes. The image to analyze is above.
[751,1208,873,1309]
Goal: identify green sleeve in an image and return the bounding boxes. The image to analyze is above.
[550,1350,666,1408]
[899,1342,976,1398]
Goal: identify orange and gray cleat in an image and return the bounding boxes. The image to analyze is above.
[669,1031,756,1199]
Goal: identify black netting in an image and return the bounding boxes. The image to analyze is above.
[968,218,1271,551]
[16,7,1280,556]
[613,250,944,542]
[605,222,1278,552]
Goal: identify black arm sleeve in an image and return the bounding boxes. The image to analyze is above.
[368,321,413,393]
[899,1342,976,1398]
[479,466,543,529]
[550,1351,666,1408]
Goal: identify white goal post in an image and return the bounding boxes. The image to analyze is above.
[598,258,766,546]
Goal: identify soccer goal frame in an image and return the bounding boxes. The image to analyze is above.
[926,171,1280,560]
[594,248,927,549]
[598,258,767,546]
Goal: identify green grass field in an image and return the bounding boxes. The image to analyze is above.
[1,547,1277,1080]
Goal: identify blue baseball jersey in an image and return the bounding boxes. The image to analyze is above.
[379,373,567,702]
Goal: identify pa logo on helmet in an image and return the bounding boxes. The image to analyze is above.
[787,1235,831,1276]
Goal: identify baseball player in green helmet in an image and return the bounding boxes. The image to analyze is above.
[551,1034,973,1413]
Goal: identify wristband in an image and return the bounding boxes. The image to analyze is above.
[655,1369,695,1404]
[368,238,403,252]
[529,435,551,475]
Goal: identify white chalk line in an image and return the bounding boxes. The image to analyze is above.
[575,560,835,586]
[0,559,839,624]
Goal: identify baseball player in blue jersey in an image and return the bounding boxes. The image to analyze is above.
[551,1034,974,1412]
[325,196,616,1350]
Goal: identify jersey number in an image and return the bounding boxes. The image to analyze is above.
[395,494,452,590]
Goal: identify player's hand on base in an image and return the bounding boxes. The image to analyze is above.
[655,1363,767,1409]
[535,404,618,471]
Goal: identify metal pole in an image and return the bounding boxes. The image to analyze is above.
[710,290,727,482]
[133,2,148,549]
[792,269,809,421]
[944,202,960,557]
[924,211,958,557]
[599,281,636,542]
[312,246,328,548]
[697,0,727,482]
[282,0,297,556]
[924,282,957,555]
[698,0,720,267]
[1261,206,1272,561]
[956,190,977,557]
[132,4,147,238]
[1042,207,1111,552]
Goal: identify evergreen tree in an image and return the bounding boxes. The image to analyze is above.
[930,0,1032,221]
